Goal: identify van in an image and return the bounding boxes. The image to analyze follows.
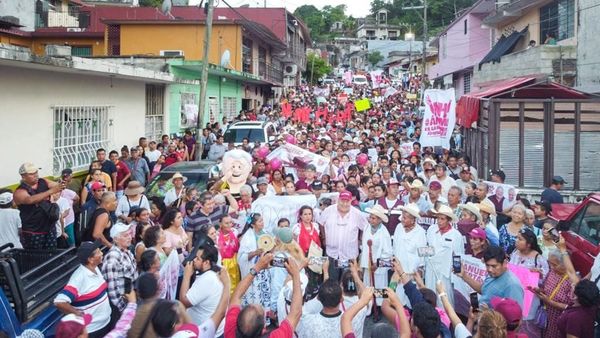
[223,121,277,147]
[352,75,368,86]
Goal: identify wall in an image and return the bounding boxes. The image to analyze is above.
[474,44,576,86]
[428,13,491,79]
[0,32,32,48]
[577,0,600,92]
[31,37,105,56]
[0,0,35,31]
[119,23,242,71]
[0,64,148,187]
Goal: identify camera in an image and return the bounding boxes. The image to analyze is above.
[373,289,388,298]
[377,258,393,268]
[271,256,288,268]
[417,246,435,257]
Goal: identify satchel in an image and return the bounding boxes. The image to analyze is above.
[39,200,60,224]
[535,274,568,329]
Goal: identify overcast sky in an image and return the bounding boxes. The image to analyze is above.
[189,0,371,18]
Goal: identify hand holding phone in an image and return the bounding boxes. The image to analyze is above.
[452,255,462,274]
[469,292,479,312]
[373,289,388,298]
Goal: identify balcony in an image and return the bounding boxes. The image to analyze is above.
[474,44,577,87]
[259,61,283,85]
[35,8,90,29]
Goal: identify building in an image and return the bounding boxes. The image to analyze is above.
[427,0,495,98]
[576,0,600,93]
[474,0,578,88]
[356,9,405,41]
[0,44,173,187]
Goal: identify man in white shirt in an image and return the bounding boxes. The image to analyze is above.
[0,191,22,249]
[145,141,162,163]
[179,242,225,336]
[428,163,456,199]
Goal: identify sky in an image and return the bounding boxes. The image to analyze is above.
[188,0,372,18]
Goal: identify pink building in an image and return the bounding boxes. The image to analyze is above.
[427,0,495,98]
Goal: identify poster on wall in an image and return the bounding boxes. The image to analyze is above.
[180,93,198,128]
[482,180,519,205]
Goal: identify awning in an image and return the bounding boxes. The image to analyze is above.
[456,77,535,127]
[478,27,528,69]
[456,77,591,127]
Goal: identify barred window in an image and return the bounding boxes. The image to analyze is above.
[146,84,165,141]
[53,105,111,174]
[540,0,575,42]
[222,97,238,122]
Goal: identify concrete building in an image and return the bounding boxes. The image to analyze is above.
[576,0,600,93]
[474,0,579,88]
[356,9,405,41]
[0,44,173,187]
[427,0,495,98]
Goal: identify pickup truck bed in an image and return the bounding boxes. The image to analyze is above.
[0,244,79,336]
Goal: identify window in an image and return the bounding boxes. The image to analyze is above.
[222,97,238,122]
[242,37,253,74]
[71,46,92,56]
[441,34,447,59]
[464,19,468,35]
[572,202,600,245]
[463,72,471,94]
[53,105,111,174]
[145,85,164,141]
[540,0,574,42]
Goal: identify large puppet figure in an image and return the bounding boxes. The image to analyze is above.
[210,149,253,200]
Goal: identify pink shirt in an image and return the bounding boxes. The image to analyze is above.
[163,227,189,261]
[320,204,368,260]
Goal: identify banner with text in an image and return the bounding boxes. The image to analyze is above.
[252,195,317,234]
[420,88,456,149]
[266,143,330,176]
[453,255,487,300]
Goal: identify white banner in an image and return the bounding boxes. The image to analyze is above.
[453,254,487,300]
[420,88,456,149]
[370,70,383,88]
[266,143,330,176]
[313,87,330,98]
[252,195,317,234]
[384,86,398,98]
[482,180,519,204]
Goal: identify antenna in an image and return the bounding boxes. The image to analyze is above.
[160,0,175,19]
[220,49,231,68]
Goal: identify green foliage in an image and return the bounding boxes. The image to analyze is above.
[139,0,162,7]
[368,51,384,66]
[369,0,477,39]
[303,53,333,84]
[294,4,352,42]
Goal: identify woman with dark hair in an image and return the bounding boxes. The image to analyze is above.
[149,196,167,225]
[557,279,600,338]
[509,227,549,338]
[161,208,189,262]
[143,225,168,267]
[270,169,286,195]
[134,222,151,262]
[237,213,272,312]
[292,206,321,256]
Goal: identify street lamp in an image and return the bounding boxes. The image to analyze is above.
[405,32,415,75]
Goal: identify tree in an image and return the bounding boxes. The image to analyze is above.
[139,0,162,6]
[368,51,384,67]
[303,53,333,84]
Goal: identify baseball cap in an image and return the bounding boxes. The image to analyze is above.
[257,177,269,186]
[91,182,106,191]
[109,222,132,239]
[55,313,92,338]
[339,190,353,201]
[17,329,45,338]
[552,175,567,184]
[491,297,522,324]
[0,192,13,206]
[77,241,101,265]
[18,162,40,175]
[535,200,552,212]
[171,323,200,338]
[469,227,487,240]
[491,170,506,181]
[429,181,442,191]
[387,178,400,186]
[311,181,324,191]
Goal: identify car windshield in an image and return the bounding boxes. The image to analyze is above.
[224,128,264,143]
[146,172,209,199]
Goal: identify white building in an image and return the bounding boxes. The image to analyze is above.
[0,44,173,187]
[356,9,405,41]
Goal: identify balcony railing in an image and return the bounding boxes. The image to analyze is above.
[259,61,283,84]
[35,8,90,29]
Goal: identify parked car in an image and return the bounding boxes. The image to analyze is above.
[552,193,600,276]
[146,160,219,200]
[352,75,368,86]
[223,121,277,147]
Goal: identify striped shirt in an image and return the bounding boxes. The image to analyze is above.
[54,265,111,333]
[186,205,229,243]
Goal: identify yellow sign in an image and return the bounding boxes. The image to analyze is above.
[354,99,371,112]
[406,93,418,100]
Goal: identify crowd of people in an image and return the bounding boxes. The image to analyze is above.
[1,73,599,338]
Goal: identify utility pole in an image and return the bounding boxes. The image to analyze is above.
[196,0,214,160]
[422,0,427,77]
